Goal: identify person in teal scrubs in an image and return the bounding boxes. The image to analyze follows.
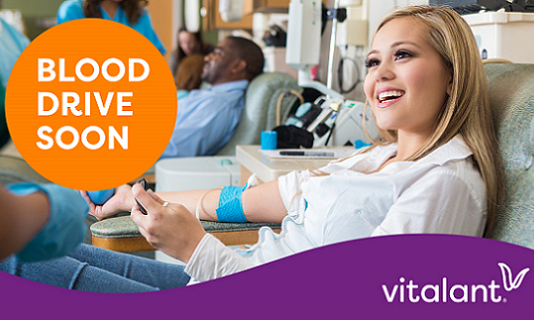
[57,0,166,54]
[0,17,30,148]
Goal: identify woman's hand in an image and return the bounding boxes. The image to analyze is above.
[81,184,135,220]
[130,184,206,264]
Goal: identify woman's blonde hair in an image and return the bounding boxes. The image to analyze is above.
[366,5,504,236]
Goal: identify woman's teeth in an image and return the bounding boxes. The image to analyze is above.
[378,90,405,102]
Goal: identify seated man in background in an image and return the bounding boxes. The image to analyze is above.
[159,36,264,159]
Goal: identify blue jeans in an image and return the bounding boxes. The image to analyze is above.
[0,244,190,292]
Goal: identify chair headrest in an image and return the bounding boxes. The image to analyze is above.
[484,63,534,248]
[217,72,302,155]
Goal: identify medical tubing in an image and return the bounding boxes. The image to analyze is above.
[215,185,248,223]
[195,188,217,220]
[324,121,336,146]
[276,89,305,126]
[338,57,360,94]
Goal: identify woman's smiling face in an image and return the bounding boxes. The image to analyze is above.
[364,17,452,139]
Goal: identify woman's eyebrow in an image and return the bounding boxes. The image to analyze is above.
[367,40,428,57]
[367,40,421,56]
[390,40,421,49]
[367,49,378,56]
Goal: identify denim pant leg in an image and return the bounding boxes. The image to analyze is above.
[68,244,191,290]
[0,254,158,293]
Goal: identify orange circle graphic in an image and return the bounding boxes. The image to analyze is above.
[6,19,177,190]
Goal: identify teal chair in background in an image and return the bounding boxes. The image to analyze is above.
[217,71,304,155]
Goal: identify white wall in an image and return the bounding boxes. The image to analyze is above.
[368,0,429,46]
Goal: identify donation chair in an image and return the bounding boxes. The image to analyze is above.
[483,62,534,249]
[0,155,49,185]
[90,72,302,252]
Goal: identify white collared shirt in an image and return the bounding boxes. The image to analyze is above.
[185,136,486,282]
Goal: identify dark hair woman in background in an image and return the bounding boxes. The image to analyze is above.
[168,25,213,89]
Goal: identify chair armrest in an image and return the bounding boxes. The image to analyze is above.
[0,155,50,185]
[90,216,281,252]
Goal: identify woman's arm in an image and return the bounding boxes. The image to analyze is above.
[89,179,288,223]
[0,188,50,260]
[160,179,288,223]
[131,184,256,276]
[136,8,166,55]
[56,0,86,24]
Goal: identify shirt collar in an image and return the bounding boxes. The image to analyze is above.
[416,135,473,165]
[363,135,472,168]
[208,80,249,92]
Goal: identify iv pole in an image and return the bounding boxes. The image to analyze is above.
[326,0,340,91]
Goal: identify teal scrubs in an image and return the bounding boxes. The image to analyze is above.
[57,0,166,54]
[0,18,30,148]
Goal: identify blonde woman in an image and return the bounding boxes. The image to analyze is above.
[2,6,504,292]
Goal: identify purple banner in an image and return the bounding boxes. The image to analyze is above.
[1,234,533,318]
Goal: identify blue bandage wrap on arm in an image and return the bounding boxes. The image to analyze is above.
[6,182,89,262]
[215,185,248,223]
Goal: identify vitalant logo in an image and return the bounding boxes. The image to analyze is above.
[381,262,529,303]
